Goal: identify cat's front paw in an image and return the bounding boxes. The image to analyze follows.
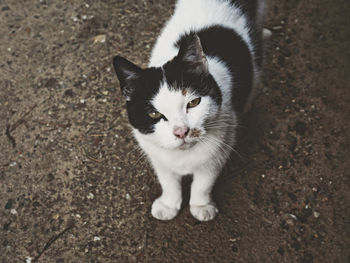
[151,198,179,220]
[190,203,218,221]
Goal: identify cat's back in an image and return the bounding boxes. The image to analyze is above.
[149,0,256,68]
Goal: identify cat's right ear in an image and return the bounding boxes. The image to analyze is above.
[113,56,142,100]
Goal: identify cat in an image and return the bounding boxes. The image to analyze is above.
[113,0,267,221]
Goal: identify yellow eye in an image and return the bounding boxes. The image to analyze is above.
[187,98,201,108]
[148,111,162,119]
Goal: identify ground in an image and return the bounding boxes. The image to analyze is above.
[1,0,349,262]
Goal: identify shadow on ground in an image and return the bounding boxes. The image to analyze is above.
[1,0,349,262]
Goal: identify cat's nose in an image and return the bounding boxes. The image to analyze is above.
[173,126,189,139]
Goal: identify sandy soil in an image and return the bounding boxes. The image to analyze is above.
[1,0,349,262]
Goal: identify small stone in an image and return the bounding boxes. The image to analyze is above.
[10,209,18,215]
[53,214,59,220]
[93,236,101,241]
[313,211,320,218]
[289,214,298,220]
[92,34,106,44]
[26,257,32,263]
[102,90,109,95]
[76,214,81,218]
[9,161,17,167]
[125,193,131,200]
[261,174,266,178]
[87,193,94,200]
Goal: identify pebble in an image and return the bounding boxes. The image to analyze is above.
[10,209,18,215]
[125,193,131,200]
[313,211,320,218]
[93,236,101,241]
[93,34,106,44]
[87,193,95,200]
[25,257,32,263]
[53,214,59,220]
[289,214,298,220]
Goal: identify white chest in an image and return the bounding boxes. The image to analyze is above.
[142,140,215,175]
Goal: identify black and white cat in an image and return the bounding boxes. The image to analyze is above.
[113,0,267,221]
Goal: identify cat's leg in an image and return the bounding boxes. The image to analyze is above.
[151,163,182,220]
[189,168,219,221]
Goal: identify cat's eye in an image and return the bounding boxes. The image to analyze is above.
[187,98,201,108]
[148,111,163,119]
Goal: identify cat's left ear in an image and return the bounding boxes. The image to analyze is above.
[113,56,142,99]
[177,34,208,74]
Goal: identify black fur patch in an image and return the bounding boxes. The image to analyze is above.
[124,68,164,134]
[175,26,254,111]
[163,57,223,106]
[232,0,263,68]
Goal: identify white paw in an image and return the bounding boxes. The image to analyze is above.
[151,198,179,220]
[190,203,218,221]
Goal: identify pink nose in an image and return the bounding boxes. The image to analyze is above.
[173,126,189,139]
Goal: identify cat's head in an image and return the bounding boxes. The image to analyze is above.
[113,34,222,150]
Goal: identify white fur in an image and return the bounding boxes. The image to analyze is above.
[134,0,259,221]
[149,0,253,68]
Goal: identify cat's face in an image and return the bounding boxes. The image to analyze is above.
[113,34,222,150]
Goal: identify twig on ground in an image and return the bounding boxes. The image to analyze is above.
[33,222,75,262]
[5,103,38,148]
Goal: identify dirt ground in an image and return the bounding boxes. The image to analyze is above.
[1,0,349,262]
